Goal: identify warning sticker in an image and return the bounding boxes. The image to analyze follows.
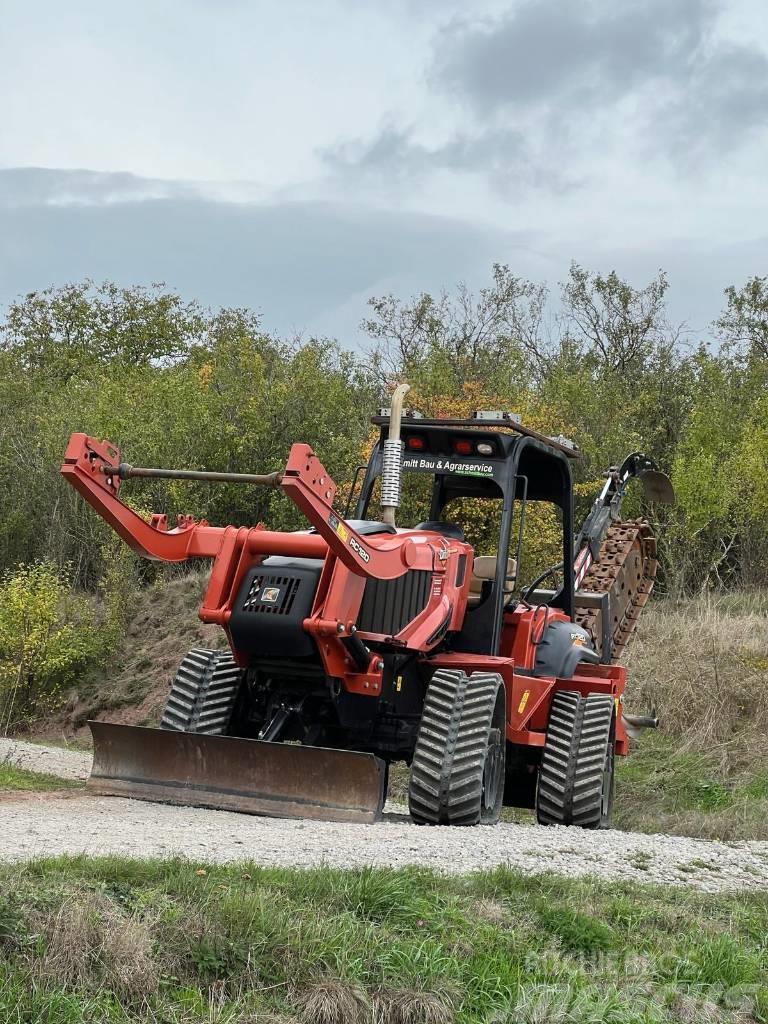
[328,511,349,540]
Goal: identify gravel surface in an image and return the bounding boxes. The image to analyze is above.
[1,739,767,893]
[0,737,92,781]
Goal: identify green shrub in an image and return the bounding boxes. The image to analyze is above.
[0,562,101,730]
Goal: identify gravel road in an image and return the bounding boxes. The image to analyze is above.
[0,737,92,780]
[2,739,767,893]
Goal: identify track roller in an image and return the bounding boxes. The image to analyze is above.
[160,648,244,735]
[536,690,615,829]
[408,669,506,826]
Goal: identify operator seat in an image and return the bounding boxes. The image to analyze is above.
[467,555,517,608]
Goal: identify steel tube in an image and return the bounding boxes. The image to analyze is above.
[104,463,283,487]
[245,530,327,557]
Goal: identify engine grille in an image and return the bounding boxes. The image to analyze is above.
[357,570,432,637]
[242,575,301,616]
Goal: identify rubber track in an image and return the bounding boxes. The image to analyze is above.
[160,648,243,735]
[536,690,614,828]
[409,669,502,826]
[574,520,658,662]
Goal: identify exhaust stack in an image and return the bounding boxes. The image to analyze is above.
[380,383,410,527]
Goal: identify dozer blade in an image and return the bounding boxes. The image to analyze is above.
[639,469,675,504]
[87,722,386,824]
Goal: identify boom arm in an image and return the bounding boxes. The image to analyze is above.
[61,434,429,581]
[573,453,674,588]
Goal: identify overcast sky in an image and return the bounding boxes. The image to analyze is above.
[1,0,766,344]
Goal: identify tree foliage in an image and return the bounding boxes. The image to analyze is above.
[0,267,765,609]
[364,265,767,591]
[717,275,768,361]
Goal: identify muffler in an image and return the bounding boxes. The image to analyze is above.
[88,722,387,824]
[380,382,410,528]
[623,712,660,740]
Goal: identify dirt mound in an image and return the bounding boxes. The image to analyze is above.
[35,570,228,744]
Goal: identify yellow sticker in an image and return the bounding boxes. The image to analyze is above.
[396,676,403,693]
[517,689,530,714]
[336,522,349,542]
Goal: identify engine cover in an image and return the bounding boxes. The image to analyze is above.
[229,559,322,659]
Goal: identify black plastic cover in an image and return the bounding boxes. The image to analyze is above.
[230,563,321,659]
[533,620,596,679]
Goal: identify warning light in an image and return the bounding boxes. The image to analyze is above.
[406,436,426,451]
[452,439,473,455]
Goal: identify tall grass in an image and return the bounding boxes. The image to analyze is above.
[1,856,767,1023]
[616,592,768,839]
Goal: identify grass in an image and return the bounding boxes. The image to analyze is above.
[617,591,768,840]
[0,763,82,791]
[0,855,764,1022]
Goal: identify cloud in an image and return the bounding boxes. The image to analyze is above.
[324,123,530,178]
[433,0,768,157]
[323,124,572,194]
[658,43,768,157]
[433,0,712,110]
[1,167,763,343]
[0,167,198,209]
[0,167,517,343]
[325,0,768,187]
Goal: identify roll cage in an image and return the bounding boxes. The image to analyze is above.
[353,416,577,656]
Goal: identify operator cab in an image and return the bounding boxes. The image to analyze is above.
[353,410,580,656]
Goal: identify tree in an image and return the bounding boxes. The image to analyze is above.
[0,280,206,381]
[1,268,766,597]
[716,276,768,362]
[363,263,548,392]
[0,283,379,584]
[559,264,673,375]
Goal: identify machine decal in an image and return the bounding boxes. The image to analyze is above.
[517,689,531,714]
[349,535,370,563]
[402,455,494,476]
[260,587,281,604]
